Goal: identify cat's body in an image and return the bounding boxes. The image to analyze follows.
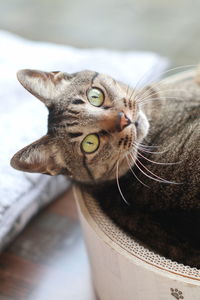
[11,68,200,268]
[86,71,200,268]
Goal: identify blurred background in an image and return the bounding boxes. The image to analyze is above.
[0,0,200,67]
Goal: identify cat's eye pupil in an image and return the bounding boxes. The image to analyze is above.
[81,134,99,153]
[87,88,104,107]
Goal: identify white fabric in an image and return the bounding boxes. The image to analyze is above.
[0,30,168,250]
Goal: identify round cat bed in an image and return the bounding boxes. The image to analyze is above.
[74,185,200,300]
[73,69,199,300]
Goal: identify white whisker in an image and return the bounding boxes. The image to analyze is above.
[116,160,130,205]
[136,87,187,106]
[137,146,168,155]
[133,64,196,103]
[137,150,180,166]
[129,151,178,185]
[139,96,180,106]
[133,142,166,154]
[126,155,149,188]
[134,155,180,185]
[134,142,161,149]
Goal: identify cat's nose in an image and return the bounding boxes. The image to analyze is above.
[116,112,131,132]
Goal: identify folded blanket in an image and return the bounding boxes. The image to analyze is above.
[0,30,168,250]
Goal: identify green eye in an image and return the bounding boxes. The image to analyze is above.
[87,88,104,106]
[81,134,99,153]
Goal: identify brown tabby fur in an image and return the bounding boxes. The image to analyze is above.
[11,68,200,267]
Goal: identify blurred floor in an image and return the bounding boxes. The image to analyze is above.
[0,0,200,67]
[0,189,95,300]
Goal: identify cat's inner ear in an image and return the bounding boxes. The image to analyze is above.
[10,135,63,175]
[17,69,72,106]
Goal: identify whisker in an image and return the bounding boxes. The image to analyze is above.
[129,61,180,102]
[133,142,168,155]
[129,65,157,103]
[138,96,180,106]
[134,159,171,184]
[126,155,149,188]
[116,160,130,205]
[133,143,165,154]
[135,84,188,105]
[129,151,177,184]
[133,155,180,185]
[135,64,196,100]
[134,141,161,149]
[137,91,185,106]
[137,146,168,155]
[106,157,119,178]
[133,64,159,90]
[128,86,136,104]
[137,150,180,166]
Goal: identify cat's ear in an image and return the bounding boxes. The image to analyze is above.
[17,69,72,107]
[10,135,63,175]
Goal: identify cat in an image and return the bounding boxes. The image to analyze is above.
[11,68,200,268]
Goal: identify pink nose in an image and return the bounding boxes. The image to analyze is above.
[116,112,131,131]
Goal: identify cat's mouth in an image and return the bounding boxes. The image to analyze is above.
[135,119,139,129]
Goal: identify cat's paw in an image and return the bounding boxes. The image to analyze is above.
[170,288,184,299]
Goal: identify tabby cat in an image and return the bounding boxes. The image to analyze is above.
[11,68,200,267]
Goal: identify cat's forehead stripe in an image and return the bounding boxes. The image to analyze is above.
[72,99,85,105]
[91,72,99,84]
[66,122,79,127]
[68,132,83,138]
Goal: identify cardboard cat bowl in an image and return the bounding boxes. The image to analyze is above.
[73,69,200,300]
[74,185,200,300]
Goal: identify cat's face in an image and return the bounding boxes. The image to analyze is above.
[11,69,149,183]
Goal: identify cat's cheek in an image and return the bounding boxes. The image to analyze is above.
[136,111,149,142]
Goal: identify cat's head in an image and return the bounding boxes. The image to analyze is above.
[10,69,149,184]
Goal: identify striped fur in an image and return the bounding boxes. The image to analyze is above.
[11,68,200,188]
